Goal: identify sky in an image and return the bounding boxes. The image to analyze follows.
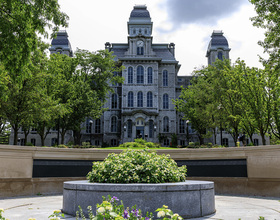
[57,0,266,75]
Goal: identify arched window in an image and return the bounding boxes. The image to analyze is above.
[179,119,185,133]
[163,70,168,86]
[147,91,153,107]
[163,116,169,132]
[218,51,223,61]
[111,116,117,133]
[95,119,101,133]
[163,94,169,109]
[128,67,133,84]
[128,92,134,107]
[137,91,143,107]
[148,67,153,84]
[111,93,117,109]
[137,66,144,84]
[137,47,144,55]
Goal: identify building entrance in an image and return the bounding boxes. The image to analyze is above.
[136,126,144,139]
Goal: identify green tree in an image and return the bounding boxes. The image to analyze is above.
[234,60,271,145]
[174,76,214,145]
[0,41,52,145]
[48,49,123,145]
[250,0,280,65]
[0,0,68,74]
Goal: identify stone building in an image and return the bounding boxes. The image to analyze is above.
[10,5,267,147]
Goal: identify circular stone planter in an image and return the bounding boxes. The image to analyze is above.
[63,180,215,219]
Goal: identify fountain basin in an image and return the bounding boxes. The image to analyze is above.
[63,180,215,219]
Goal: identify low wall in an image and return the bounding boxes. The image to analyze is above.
[0,145,280,198]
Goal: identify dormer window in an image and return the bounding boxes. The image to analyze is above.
[137,40,144,55]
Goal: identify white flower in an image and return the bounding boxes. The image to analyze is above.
[105,206,113,211]
[157,210,165,218]
[97,207,105,213]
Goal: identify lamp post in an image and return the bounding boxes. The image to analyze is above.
[123,125,126,143]
[89,120,93,146]
[186,120,189,145]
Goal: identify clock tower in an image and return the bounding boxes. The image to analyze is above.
[126,5,155,57]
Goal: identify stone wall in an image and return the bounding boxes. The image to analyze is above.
[0,145,279,197]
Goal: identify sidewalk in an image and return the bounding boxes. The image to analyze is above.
[0,195,279,220]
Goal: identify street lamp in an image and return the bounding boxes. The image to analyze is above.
[186,120,189,145]
[89,120,93,146]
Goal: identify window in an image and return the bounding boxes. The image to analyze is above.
[180,140,185,146]
[137,47,144,55]
[137,91,143,107]
[111,93,117,109]
[128,92,134,107]
[179,119,185,133]
[111,139,117,146]
[163,70,168,86]
[127,120,132,138]
[128,67,133,84]
[163,116,169,132]
[111,116,117,132]
[86,118,92,134]
[148,67,153,84]
[95,140,100,146]
[95,119,101,133]
[137,66,144,84]
[20,138,25,146]
[51,138,57,146]
[147,92,153,107]
[222,138,229,147]
[163,138,169,146]
[218,51,223,60]
[253,139,259,146]
[149,120,153,138]
[163,94,169,109]
[31,138,36,146]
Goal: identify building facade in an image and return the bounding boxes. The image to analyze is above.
[10,5,268,147]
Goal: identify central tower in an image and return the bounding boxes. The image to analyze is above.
[103,5,180,146]
[126,5,155,57]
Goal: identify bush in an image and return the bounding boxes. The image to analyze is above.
[119,139,160,148]
[26,142,34,146]
[87,149,187,183]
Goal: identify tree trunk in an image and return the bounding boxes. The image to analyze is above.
[60,128,66,145]
[13,124,19,145]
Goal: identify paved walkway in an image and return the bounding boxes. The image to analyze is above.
[0,195,279,220]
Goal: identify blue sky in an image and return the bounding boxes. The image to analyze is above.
[57,0,266,75]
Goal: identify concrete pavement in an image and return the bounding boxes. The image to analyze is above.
[0,195,279,220]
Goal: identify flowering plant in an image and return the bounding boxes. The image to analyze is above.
[0,208,8,220]
[75,195,182,220]
[87,149,187,183]
[48,209,64,220]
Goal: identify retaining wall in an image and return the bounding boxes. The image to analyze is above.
[0,145,279,197]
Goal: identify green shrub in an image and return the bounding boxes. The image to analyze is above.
[87,149,187,183]
[57,144,68,148]
[26,142,34,146]
[134,138,146,144]
[118,139,160,148]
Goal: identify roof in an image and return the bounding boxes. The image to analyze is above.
[51,31,71,47]
[130,5,150,18]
